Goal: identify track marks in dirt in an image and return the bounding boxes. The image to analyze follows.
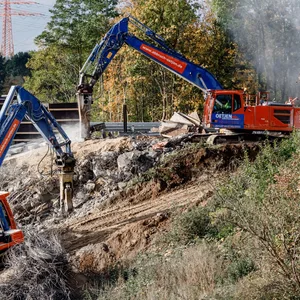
[62,174,218,273]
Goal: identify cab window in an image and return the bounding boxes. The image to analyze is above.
[234,94,241,111]
[0,202,10,227]
[213,94,232,114]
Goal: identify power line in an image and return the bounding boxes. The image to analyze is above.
[0,0,44,57]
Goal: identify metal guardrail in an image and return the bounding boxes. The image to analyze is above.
[0,96,161,142]
[95,122,160,133]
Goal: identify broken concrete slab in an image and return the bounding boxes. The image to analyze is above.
[157,111,202,138]
[9,147,24,155]
[161,128,189,138]
[170,112,196,125]
[189,111,201,123]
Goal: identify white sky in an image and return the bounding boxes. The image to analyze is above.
[0,0,56,54]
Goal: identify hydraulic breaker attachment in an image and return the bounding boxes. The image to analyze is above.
[76,90,92,139]
[56,155,76,214]
[58,166,74,214]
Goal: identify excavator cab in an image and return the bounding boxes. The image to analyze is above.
[0,192,24,253]
[203,91,245,130]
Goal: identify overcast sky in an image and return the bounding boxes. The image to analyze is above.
[0,0,56,54]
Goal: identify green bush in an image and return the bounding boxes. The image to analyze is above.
[213,133,300,295]
[227,257,257,283]
[165,206,212,244]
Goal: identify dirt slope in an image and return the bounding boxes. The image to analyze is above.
[62,173,216,273]
[2,136,260,277]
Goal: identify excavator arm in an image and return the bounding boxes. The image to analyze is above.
[77,16,223,137]
[0,85,76,251]
[0,86,74,167]
[0,85,76,235]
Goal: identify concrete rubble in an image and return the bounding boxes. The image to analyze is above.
[1,111,206,227]
[158,111,202,137]
[1,135,193,226]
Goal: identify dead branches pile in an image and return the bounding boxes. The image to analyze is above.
[0,230,71,300]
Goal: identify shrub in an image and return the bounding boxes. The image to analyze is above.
[227,257,257,283]
[165,206,212,244]
[213,133,300,295]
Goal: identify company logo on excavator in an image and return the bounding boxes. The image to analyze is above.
[140,44,187,74]
[215,114,239,120]
[0,119,21,158]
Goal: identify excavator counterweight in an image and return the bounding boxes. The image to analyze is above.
[0,192,24,252]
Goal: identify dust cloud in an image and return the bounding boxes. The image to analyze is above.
[61,123,84,143]
[219,0,300,101]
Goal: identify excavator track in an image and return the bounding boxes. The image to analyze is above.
[189,132,287,145]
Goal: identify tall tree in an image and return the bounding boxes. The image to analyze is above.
[130,0,202,120]
[24,47,77,102]
[25,0,119,102]
[0,52,31,94]
[36,0,119,67]
[5,52,31,77]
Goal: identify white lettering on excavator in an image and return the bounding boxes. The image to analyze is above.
[140,44,187,74]
[215,114,233,120]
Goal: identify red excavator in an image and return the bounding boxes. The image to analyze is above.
[77,15,300,142]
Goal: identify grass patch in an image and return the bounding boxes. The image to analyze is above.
[87,243,224,300]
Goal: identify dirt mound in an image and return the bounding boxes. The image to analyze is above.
[73,213,168,273]
[64,179,214,274]
[114,143,260,205]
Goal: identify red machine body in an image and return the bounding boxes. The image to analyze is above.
[203,90,300,133]
[0,192,24,253]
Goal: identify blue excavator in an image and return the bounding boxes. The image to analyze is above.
[0,85,76,252]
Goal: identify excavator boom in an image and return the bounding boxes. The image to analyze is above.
[77,16,222,137]
[78,16,222,93]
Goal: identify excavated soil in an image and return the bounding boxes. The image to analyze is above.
[3,137,261,277]
[59,141,260,274]
[62,175,216,273]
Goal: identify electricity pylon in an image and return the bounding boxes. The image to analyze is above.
[0,0,42,57]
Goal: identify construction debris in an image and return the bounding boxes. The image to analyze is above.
[158,112,202,137]
[0,230,71,300]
